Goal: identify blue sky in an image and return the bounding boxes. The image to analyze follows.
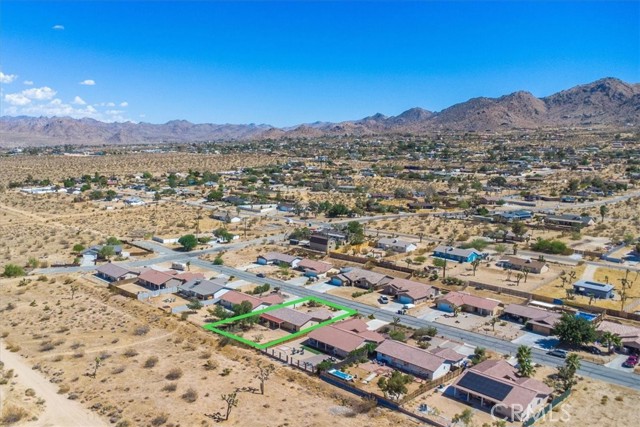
[1,1,638,126]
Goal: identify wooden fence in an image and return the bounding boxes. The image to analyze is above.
[400,367,464,404]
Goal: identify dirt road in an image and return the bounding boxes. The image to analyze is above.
[1,343,108,427]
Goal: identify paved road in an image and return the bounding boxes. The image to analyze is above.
[188,260,640,391]
[33,234,640,391]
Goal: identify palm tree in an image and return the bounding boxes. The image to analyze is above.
[565,353,581,374]
[599,205,608,223]
[516,345,535,377]
[599,331,622,354]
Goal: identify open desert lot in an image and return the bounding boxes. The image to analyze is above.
[0,274,410,427]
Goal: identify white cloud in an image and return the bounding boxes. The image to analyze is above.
[23,80,34,86]
[0,72,18,84]
[72,96,86,105]
[5,93,31,106]
[22,86,57,100]
[52,25,65,30]
[119,101,128,107]
[79,79,96,86]
[4,86,56,105]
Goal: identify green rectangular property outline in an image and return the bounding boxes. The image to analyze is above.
[202,296,358,349]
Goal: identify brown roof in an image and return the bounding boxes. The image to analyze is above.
[220,290,262,309]
[430,347,466,363]
[597,321,640,349]
[437,291,500,311]
[376,340,447,373]
[259,294,284,306]
[176,272,205,282]
[453,360,552,410]
[261,308,313,327]
[96,263,132,279]
[297,258,333,274]
[336,268,392,285]
[387,278,437,300]
[138,269,175,287]
[501,256,546,271]
[307,319,385,353]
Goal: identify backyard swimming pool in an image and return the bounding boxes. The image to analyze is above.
[328,369,353,381]
[575,312,598,322]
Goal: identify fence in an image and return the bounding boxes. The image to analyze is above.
[319,371,449,427]
[260,348,316,374]
[137,286,179,301]
[600,244,626,263]
[171,299,219,314]
[522,388,572,426]
[400,367,465,404]
[328,252,418,275]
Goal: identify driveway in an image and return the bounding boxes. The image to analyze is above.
[605,354,636,372]
[286,276,310,286]
[307,281,338,294]
[414,306,444,322]
[511,332,559,350]
[379,301,404,314]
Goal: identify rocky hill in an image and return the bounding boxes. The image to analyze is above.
[1,77,638,147]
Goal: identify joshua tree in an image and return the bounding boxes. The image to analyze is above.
[452,305,461,318]
[471,258,480,276]
[512,244,518,255]
[255,362,275,395]
[515,273,524,287]
[567,270,577,284]
[221,392,239,421]
[522,267,530,283]
[392,316,401,330]
[92,357,101,378]
[70,283,79,300]
[559,271,568,289]
[434,258,447,279]
[490,316,498,331]
[599,205,608,223]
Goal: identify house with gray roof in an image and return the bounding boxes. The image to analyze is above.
[95,263,136,282]
[179,278,228,300]
[375,340,455,380]
[377,237,418,253]
[257,252,301,268]
[330,268,393,290]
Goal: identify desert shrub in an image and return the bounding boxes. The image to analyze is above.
[2,264,25,278]
[203,359,218,371]
[58,384,71,394]
[150,414,168,426]
[39,341,55,352]
[1,405,29,424]
[181,387,198,403]
[123,348,139,358]
[144,356,159,368]
[165,368,183,380]
[111,366,126,375]
[25,388,36,397]
[133,325,150,336]
[161,383,177,392]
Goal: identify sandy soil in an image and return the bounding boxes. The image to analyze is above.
[1,342,108,427]
[0,275,408,427]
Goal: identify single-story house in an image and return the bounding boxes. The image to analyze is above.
[433,245,483,263]
[375,340,454,380]
[297,259,334,278]
[597,321,640,351]
[256,252,301,268]
[306,318,385,358]
[436,291,501,317]
[331,268,393,290]
[572,280,615,299]
[496,256,549,274]
[545,214,595,229]
[502,304,562,335]
[450,359,552,421]
[429,347,467,367]
[137,269,182,290]
[383,278,439,305]
[179,278,228,300]
[377,238,418,253]
[95,263,137,282]
[260,307,315,332]
[493,210,533,223]
[218,290,263,310]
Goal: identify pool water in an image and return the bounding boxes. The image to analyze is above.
[575,312,597,322]
[328,369,353,381]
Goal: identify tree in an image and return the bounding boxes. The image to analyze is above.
[98,245,115,260]
[3,264,25,277]
[221,392,239,421]
[452,304,461,318]
[70,283,79,300]
[515,272,524,287]
[599,205,608,223]
[555,354,581,392]
[599,331,622,354]
[187,299,203,310]
[178,234,198,251]
[490,317,498,331]
[473,346,487,363]
[516,345,535,377]
[433,258,447,279]
[213,256,224,265]
[72,244,85,253]
[495,243,507,254]
[554,313,596,347]
[105,236,121,245]
[207,190,224,202]
[522,267,530,283]
[92,357,101,378]
[511,221,528,239]
[471,258,481,276]
[255,362,275,395]
[377,371,413,400]
[452,408,474,427]
[391,316,401,330]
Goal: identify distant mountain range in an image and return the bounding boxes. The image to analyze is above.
[1,77,638,147]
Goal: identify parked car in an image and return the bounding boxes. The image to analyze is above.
[378,296,389,304]
[583,345,603,355]
[547,349,568,358]
[256,273,266,278]
[622,355,638,368]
